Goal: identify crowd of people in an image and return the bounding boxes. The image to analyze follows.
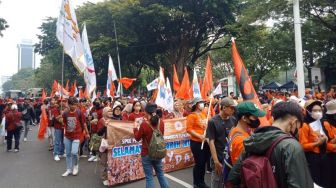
[1,87,336,187]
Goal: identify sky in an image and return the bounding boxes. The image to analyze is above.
[0,0,103,78]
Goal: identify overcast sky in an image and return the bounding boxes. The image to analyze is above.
[0,0,103,78]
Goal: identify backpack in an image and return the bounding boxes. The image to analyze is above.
[146,121,167,159]
[240,135,292,188]
[89,133,103,152]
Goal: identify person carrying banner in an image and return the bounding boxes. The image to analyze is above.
[58,97,89,177]
[206,97,237,188]
[186,98,210,188]
[228,101,266,165]
[227,101,313,188]
[133,103,169,188]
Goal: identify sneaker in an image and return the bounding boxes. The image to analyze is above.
[80,155,87,158]
[103,180,109,186]
[93,156,98,162]
[88,155,96,162]
[14,149,19,153]
[62,170,72,177]
[29,128,32,131]
[6,149,12,152]
[72,165,79,176]
[23,138,27,142]
[60,154,66,158]
[54,155,60,161]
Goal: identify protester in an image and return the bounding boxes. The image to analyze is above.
[5,104,22,152]
[228,101,266,165]
[122,103,133,120]
[206,97,237,188]
[48,97,64,161]
[227,101,314,187]
[88,98,103,162]
[18,98,35,142]
[128,101,145,121]
[299,100,329,187]
[111,102,123,120]
[133,103,169,188]
[172,100,184,118]
[183,100,193,117]
[45,99,55,151]
[186,98,210,188]
[58,97,89,177]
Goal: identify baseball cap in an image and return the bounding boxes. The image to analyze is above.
[190,98,204,107]
[326,100,336,115]
[237,101,266,117]
[220,97,236,107]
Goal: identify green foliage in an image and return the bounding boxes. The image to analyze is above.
[0,1,9,37]
[2,69,36,91]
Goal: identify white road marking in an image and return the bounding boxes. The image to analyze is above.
[164,173,193,188]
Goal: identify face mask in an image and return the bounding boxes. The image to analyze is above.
[198,103,205,110]
[311,111,323,120]
[247,118,260,128]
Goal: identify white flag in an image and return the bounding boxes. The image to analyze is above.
[116,83,121,97]
[74,86,79,97]
[91,90,97,102]
[212,83,222,96]
[147,78,159,91]
[192,68,202,98]
[107,55,118,96]
[56,0,85,73]
[155,67,166,109]
[82,24,96,95]
[165,78,174,112]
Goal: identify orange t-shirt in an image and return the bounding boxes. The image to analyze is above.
[299,123,323,153]
[229,127,250,165]
[323,121,336,153]
[186,112,207,142]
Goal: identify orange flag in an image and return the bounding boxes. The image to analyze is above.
[175,67,192,100]
[110,80,115,97]
[173,64,181,92]
[38,107,48,140]
[201,55,213,99]
[69,80,77,97]
[52,80,58,96]
[79,88,84,99]
[65,80,70,91]
[232,39,269,126]
[41,89,47,102]
[151,89,158,103]
[83,87,89,98]
[119,77,136,90]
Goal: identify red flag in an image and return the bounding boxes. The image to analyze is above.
[69,80,77,97]
[110,81,115,97]
[52,80,58,96]
[79,88,84,99]
[119,77,136,89]
[41,89,47,102]
[173,64,181,92]
[232,39,269,126]
[175,67,192,100]
[38,107,48,140]
[65,80,70,91]
[201,55,213,99]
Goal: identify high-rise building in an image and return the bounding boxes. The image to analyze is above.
[17,39,36,71]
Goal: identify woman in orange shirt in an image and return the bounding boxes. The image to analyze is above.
[299,100,328,187]
[186,98,209,188]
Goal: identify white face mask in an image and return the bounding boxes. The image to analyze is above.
[198,103,205,110]
[311,111,323,120]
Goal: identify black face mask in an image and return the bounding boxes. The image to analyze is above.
[247,118,260,128]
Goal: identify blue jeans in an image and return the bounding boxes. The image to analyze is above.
[141,156,169,188]
[53,129,64,156]
[64,137,80,171]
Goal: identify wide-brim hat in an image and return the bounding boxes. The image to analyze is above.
[326,100,336,115]
[304,100,322,110]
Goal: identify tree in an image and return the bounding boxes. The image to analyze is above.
[2,68,36,91]
[0,1,9,37]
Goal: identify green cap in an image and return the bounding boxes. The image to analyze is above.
[237,101,266,117]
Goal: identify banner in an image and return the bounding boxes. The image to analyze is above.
[106,118,194,186]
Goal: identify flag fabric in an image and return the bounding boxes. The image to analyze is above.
[38,107,48,140]
[58,83,70,97]
[232,39,269,126]
[82,24,97,95]
[212,83,222,96]
[116,83,121,97]
[175,67,192,100]
[56,0,85,73]
[79,88,84,99]
[165,77,174,112]
[52,80,58,96]
[65,80,70,91]
[155,67,166,109]
[69,80,78,97]
[201,55,213,99]
[146,78,159,91]
[110,80,116,97]
[119,78,136,90]
[92,90,97,102]
[173,64,181,92]
[192,68,202,98]
[83,87,89,99]
[41,89,47,102]
[107,55,118,96]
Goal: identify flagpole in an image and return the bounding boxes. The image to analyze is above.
[201,96,213,150]
[114,21,123,95]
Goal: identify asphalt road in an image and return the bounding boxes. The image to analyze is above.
[0,126,211,188]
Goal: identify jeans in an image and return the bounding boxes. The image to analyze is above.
[23,120,29,138]
[64,137,80,171]
[190,140,210,186]
[141,156,169,188]
[53,129,64,156]
[6,129,21,150]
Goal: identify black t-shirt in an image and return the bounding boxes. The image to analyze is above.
[206,114,237,161]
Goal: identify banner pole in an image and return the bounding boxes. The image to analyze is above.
[114,21,123,96]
